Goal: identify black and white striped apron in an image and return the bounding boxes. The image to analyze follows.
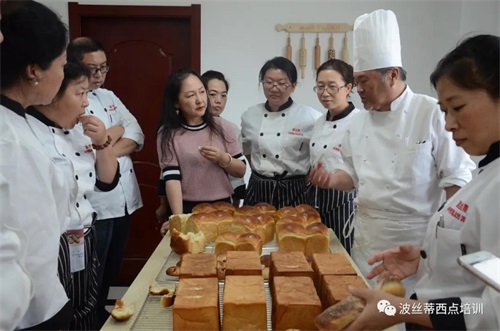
[310,186,356,254]
[245,171,308,209]
[57,223,99,330]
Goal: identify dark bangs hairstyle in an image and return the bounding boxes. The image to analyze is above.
[316,59,355,92]
[158,68,229,163]
[201,70,230,91]
[430,34,499,100]
[67,37,106,63]
[52,61,91,102]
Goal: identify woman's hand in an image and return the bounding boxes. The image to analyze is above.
[199,146,226,164]
[367,244,421,282]
[160,221,169,236]
[79,115,107,145]
[309,162,334,188]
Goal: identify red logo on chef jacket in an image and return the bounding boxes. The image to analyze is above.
[447,200,469,223]
[333,144,342,152]
[108,104,117,112]
[84,144,93,153]
[288,128,304,136]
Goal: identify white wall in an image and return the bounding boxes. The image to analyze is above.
[42,0,499,128]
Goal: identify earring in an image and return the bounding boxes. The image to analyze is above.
[31,80,39,86]
[175,108,180,115]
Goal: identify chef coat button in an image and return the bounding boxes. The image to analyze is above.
[264,114,268,117]
[75,152,81,156]
[75,175,79,180]
[275,154,279,159]
[392,160,395,163]
[90,110,94,114]
[262,154,266,158]
[89,172,93,177]
[64,131,69,135]
[92,92,97,96]
[420,250,427,259]
[312,143,315,147]
[281,113,285,117]
[363,159,367,163]
[84,194,87,199]
[62,154,66,157]
[277,133,280,136]
[130,169,133,173]
[323,145,327,149]
[260,133,263,136]
[104,108,108,112]
[119,173,122,178]
[76,203,79,208]
[365,135,368,139]
[397,134,401,138]
[51,128,55,133]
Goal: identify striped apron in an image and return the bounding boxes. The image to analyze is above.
[245,171,307,209]
[310,186,356,254]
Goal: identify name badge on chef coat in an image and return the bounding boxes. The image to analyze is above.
[66,229,85,273]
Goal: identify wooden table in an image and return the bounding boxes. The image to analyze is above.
[102,230,394,330]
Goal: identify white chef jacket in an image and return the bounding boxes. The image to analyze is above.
[309,103,360,172]
[0,99,70,330]
[241,100,321,177]
[414,144,499,330]
[338,87,475,283]
[86,88,144,218]
[26,111,101,230]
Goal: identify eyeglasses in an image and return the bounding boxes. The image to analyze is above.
[262,81,290,91]
[313,84,347,94]
[87,65,110,75]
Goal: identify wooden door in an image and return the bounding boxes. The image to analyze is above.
[69,2,200,285]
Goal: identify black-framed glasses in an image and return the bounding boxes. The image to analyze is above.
[87,65,110,75]
[262,81,290,91]
[313,84,347,94]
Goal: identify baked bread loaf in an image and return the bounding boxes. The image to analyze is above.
[378,279,406,297]
[225,251,262,276]
[212,201,236,213]
[149,281,174,295]
[186,210,233,242]
[253,202,277,215]
[234,205,259,216]
[223,275,267,331]
[173,277,219,330]
[305,223,330,256]
[294,204,318,213]
[272,276,322,331]
[231,215,267,243]
[110,299,133,321]
[161,292,176,308]
[179,253,217,279]
[322,275,367,308]
[191,202,218,214]
[215,232,263,255]
[169,213,192,234]
[170,228,207,255]
[273,206,299,222]
[270,252,314,286]
[277,222,329,255]
[312,253,357,294]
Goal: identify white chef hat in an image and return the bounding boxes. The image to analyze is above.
[352,9,402,73]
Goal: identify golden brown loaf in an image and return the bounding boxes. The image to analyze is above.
[212,201,236,213]
[272,276,322,331]
[312,253,357,294]
[191,202,218,214]
[273,206,299,222]
[170,228,207,255]
[314,295,365,331]
[277,222,329,255]
[169,213,192,234]
[214,232,263,255]
[225,251,262,276]
[234,205,260,216]
[253,202,277,215]
[378,279,406,298]
[270,252,314,285]
[173,277,219,330]
[186,210,233,242]
[223,275,267,331]
[252,213,275,243]
[179,253,217,279]
[110,299,134,321]
[322,275,367,308]
[294,204,318,213]
[231,215,267,242]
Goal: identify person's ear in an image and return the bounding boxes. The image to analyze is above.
[26,64,41,86]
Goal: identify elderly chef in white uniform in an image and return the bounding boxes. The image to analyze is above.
[242,56,321,208]
[67,37,144,327]
[345,33,499,331]
[309,9,475,290]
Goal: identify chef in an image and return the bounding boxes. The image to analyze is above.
[345,33,499,331]
[67,37,145,327]
[309,9,475,290]
[241,56,321,209]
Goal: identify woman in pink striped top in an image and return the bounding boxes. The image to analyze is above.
[157,68,246,234]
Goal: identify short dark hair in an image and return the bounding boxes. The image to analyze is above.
[316,59,354,86]
[430,34,499,100]
[53,61,91,101]
[1,0,68,88]
[201,70,230,91]
[259,56,297,84]
[67,37,106,63]
[375,67,407,82]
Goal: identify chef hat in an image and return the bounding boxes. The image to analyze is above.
[352,9,402,72]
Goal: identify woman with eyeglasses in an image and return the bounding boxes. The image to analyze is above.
[309,59,360,254]
[241,56,321,208]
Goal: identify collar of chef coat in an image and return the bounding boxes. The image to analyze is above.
[327,102,356,121]
[388,84,411,111]
[26,107,69,132]
[479,141,500,168]
[264,97,293,112]
[0,95,25,118]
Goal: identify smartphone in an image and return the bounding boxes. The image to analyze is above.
[458,251,500,292]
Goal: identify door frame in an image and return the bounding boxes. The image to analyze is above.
[68,2,201,72]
